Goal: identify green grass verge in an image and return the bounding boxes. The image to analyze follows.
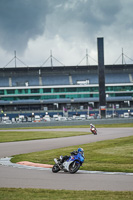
[11,136,133,173]
[0,188,133,200]
[0,131,89,143]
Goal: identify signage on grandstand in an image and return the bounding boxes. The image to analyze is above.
[77,80,89,85]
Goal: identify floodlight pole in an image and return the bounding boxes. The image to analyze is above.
[122,48,124,65]
[50,50,53,67]
[14,50,17,68]
[86,49,89,65]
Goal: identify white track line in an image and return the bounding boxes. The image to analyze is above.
[1,157,133,176]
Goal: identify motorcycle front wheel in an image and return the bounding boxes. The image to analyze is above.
[92,130,97,135]
[52,164,60,173]
[94,130,97,135]
[69,161,81,174]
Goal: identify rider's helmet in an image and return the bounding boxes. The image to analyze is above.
[78,148,84,156]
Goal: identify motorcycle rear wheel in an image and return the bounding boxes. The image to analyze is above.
[69,161,81,174]
[52,164,60,173]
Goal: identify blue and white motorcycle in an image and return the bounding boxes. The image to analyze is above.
[52,150,85,174]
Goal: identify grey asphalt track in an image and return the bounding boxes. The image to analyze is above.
[0,127,133,191]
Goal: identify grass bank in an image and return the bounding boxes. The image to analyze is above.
[11,136,133,173]
[0,131,89,143]
[0,123,133,143]
[0,188,133,200]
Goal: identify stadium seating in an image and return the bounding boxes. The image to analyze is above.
[0,72,131,87]
[71,73,130,84]
[105,73,130,84]
[0,77,9,87]
[11,76,39,86]
[41,75,69,85]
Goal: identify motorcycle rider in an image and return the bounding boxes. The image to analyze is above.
[60,148,84,164]
[90,123,97,134]
[52,147,85,173]
[90,123,95,129]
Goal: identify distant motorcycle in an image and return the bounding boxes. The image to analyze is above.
[52,151,84,174]
[90,126,97,135]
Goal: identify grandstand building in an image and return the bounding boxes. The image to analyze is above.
[0,64,133,115]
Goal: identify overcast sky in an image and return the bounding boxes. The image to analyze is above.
[0,0,133,67]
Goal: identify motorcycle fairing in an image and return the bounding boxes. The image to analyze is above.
[63,153,84,171]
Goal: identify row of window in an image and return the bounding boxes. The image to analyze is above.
[1,92,133,101]
[0,88,50,95]
[0,85,133,95]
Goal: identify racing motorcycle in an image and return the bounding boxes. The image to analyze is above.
[90,126,97,135]
[52,151,84,174]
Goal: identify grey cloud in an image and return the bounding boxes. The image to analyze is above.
[45,0,122,41]
[0,0,132,59]
[0,0,49,53]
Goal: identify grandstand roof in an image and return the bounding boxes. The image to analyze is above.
[0,64,133,74]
